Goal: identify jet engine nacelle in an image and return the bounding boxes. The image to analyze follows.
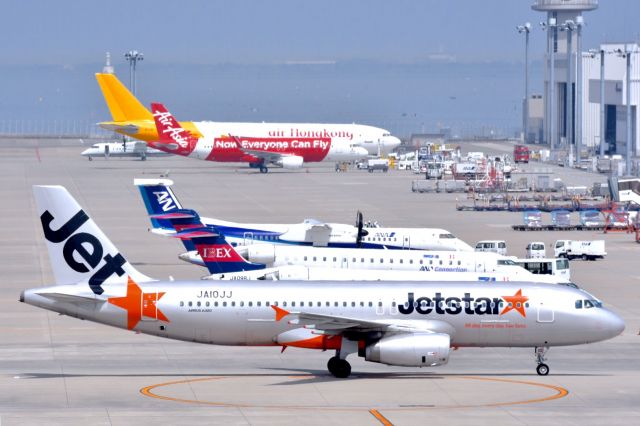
[246,244,276,265]
[277,155,304,169]
[365,333,450,367]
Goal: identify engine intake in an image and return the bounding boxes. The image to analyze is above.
[365,333,450,367]
[246,244,276,265]
[277,155,304,169]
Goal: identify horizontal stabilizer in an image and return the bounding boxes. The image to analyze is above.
[171,227,220,240]
[149,212,198,220]
[37,292,106,304]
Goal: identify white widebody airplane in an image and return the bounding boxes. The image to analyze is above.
[22,185,625,377]
[135,178,473,251]
[81,141,168,161]
[95,73,400,172]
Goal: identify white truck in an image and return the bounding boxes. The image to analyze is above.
[525,241,546,259]
[366,158,389,172]
[453,162,477,178]
[475,240,507,256]
[554,240,606,261]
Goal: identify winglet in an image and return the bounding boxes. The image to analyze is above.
[272,305,290,321]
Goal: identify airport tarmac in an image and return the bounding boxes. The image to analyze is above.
[0,141,638,425]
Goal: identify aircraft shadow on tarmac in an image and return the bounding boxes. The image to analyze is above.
[15,369,609,386]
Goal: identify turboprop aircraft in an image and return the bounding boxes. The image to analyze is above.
[135,178,473,251]
[95,73,400,172]
[81,140,168,161]
[21,185,625,377]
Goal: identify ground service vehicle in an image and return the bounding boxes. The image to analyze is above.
[514,145,530,164]
[475,240,507,256]
[554,240,606,261]
[366,158,389,172]
[513,258,571,281]
[526,242,546,259]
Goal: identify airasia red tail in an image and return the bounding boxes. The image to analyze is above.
[149,103,198,156]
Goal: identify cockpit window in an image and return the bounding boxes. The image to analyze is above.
[382,132,391,137]
[439,233,455,239]
[576,299,602,309]
[497,259,516,265]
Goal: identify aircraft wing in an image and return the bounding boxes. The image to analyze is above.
[274,307,454,335]
[229,135,292,163]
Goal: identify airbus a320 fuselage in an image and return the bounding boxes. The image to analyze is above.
[21,185,625,378]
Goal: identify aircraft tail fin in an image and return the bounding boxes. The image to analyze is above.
[173,226,265,275]
[134,178,185,230]
[33,185,154,294]
[95,73,153,122]
[149,103,198,155]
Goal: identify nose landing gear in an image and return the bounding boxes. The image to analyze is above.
[535,346,550,376]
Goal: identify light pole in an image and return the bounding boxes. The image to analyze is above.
[589,48,607,157]
[616,46,634,175]
[124,50,144,97]
[541,17,557,150]
[560,20,575,155]
[517,22,532,144]
[575,16,584,161]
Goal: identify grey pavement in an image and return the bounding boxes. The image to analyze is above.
[0,141,638,425]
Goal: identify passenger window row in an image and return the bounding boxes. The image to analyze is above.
[179,300,386,308]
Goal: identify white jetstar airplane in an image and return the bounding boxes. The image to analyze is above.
[21,186,624,377]
[135,178,473,251]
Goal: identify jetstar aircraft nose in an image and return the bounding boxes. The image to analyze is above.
[606,310,625,338]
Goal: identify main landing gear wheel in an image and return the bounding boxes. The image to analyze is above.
[536,363,550,376]
[259,166,268,173]
[535,346,550,376]
[327,356,351,378]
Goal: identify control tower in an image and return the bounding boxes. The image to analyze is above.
[533,0,598,155]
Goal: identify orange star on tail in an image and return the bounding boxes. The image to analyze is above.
[108,277,169,330]
[500,289,529,318]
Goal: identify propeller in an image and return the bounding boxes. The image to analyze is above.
[355,210,368,248]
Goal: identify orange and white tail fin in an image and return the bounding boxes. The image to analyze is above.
[149,103,198,155]
[95,73,153,122]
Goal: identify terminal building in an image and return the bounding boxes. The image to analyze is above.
[581,43,639,157]
[532,0,639,173]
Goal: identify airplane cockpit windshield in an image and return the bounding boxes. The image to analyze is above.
[575,299,603,309]
[439,233,456,239]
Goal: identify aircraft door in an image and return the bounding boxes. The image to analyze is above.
[536,302,555,323]
[376,300,384,315]
[341,257,348,269]
[403,236,410,249]
[104,144,110,158]
[243,232,254,245]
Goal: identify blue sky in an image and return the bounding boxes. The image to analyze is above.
[3,0,639,65]
[1,1,638,137]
